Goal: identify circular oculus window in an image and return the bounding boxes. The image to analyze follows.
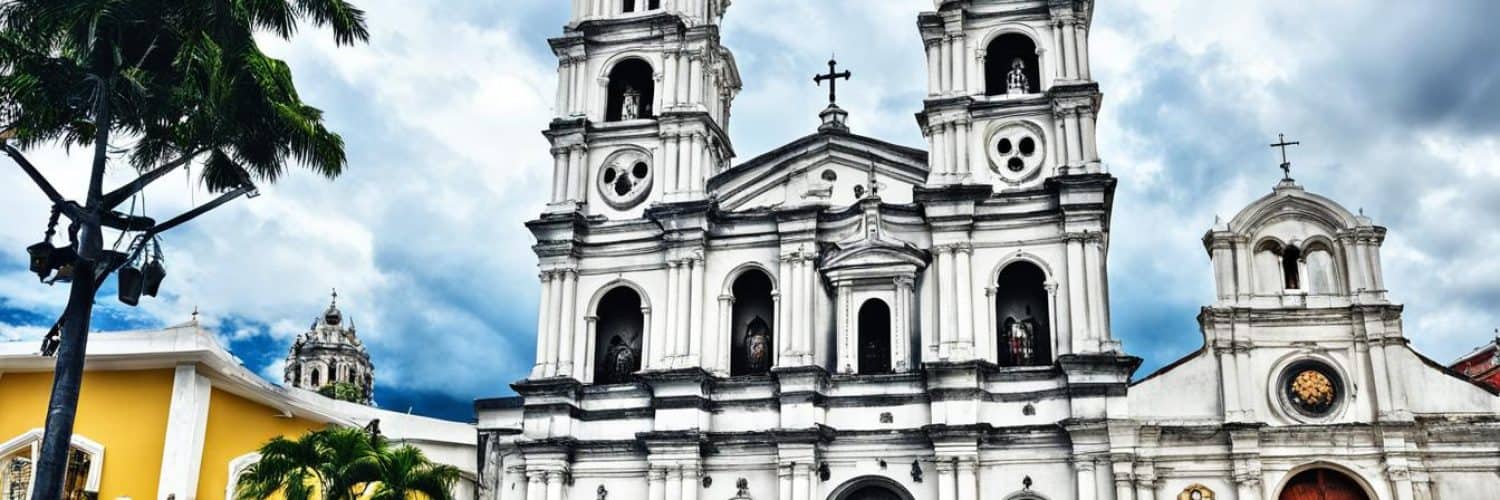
[987,123,1046,183]
[1277,359,1345,419]
[598,150,653,208]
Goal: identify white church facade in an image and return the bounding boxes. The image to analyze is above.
[475,1,1500,499]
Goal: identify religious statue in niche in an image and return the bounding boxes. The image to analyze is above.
[602,335,638,384]
[743,316,772,374]
[1003,306,1039,365]
[621,86,641,120]
[1006,58,1030,95]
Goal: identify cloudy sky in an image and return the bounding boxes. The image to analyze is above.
[2,0,1497,421]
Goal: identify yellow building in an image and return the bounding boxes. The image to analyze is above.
[0,321,476,500]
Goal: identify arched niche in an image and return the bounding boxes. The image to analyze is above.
[592,286,645,384]
[985,33,1041,96]
[728,267,776,376]
[1302,239,1341,295]
[858,298,893,374]
[995,260,1051,366]
[605,58,655,121]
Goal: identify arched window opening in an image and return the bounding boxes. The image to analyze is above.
[996,261,1051,367]
[857,299,892,374]
[844,485,902,500]
[1279,468,1369,500]
[1282,244,1303,290]
[605,59,655,122]
[594,287,644,384]
[1,435,97,500]
[986,33,1041,96]
[311,368,322,387]
[730,270,775,376]
[1304,244,1338,294]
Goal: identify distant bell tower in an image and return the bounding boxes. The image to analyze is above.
[284,291,375,404]
[545,0,742,219]
[917,0,1101,189]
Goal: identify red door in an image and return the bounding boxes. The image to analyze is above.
[1279,468,1369,500]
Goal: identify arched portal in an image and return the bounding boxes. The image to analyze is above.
[605,58,655,121]
[996,261,1051,366]
[986,33,1041,96]
[830,476,915,500]
[730,269,775,376]
[1278,468,1371,500]
[593,286,645,384]
[857,299,892,374]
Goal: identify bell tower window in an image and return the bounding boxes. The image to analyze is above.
[605,59,655,121]
[594,287,644,384]
[623,0,661,12]
[1282,244,1303,290]
[730,269,775,377]
[996,261,1051,366]
[857,299,892,374]
[985,34,1040,96]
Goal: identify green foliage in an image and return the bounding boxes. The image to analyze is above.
[318,382,365,403]
[236,426,460,500]
[0,0,370,190]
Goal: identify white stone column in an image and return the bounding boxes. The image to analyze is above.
[936,459,956,500]
[662,50,678,107]
[647,469,666,500]
[984,287,997,362]
[1369,239,1387,290]
[688,133,703,194]
[525,472,544,500]
[1066,236,1089,352]
[1062,19,1079,80]
[641,306,655,370]
[559,269,579,377]
[951,34,966,94]
[955,121,971,178]
[931,125,947,177]
[1052,21,1066,81]
[551,149,567,203]
[1066,111,1085,168]
[894,277,912,372]
[563,148,580,202]
[544,471,563,500]
[1083,236,1108,341]
[677,259,693,362]
[688,53,703,107]
[939,246,957,357]
[677,51,691,106]
[575,60,590,117]
[782,257,797,360]
[718,294,734,374]
[1081,110,1099,165]
[778,464,793,500]
[1044,283,1061,358]
[1077,24,1092,81]
[576,146,591,204]
[1074,459,1097,500]
[926,41,941,96]
[689,255,705,365]
[946,124,960,179]
[956,245,975,354]
[538,272,559,376]
[662,135,678,196]
[1054,114,1070,171]
[800,257,815,364]
[556,62,570,117]
[583,316,598,382]
[956,459,977,500]
[666,467,683,500]
[836,283,853,373]
[939,37,952,94]
[792,463,811,500]
[665,261,681,359]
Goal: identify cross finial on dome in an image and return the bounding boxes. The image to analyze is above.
[331,288,338,306]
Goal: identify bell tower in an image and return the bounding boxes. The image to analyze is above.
[545,0,741,219]
[917,0,1100,189]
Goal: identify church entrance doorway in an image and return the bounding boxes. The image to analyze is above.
[857,299,892,374]
[1278,468,1370,500]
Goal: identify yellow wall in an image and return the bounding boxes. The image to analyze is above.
[0,369,174,500]
[197,387,325,500]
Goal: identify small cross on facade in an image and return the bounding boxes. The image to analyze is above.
[1270,133,1301,180]
[813,58,852,105]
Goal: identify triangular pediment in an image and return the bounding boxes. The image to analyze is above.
[708,131,929,212]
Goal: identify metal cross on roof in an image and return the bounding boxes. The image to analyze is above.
[813,58,852,105]
[1270,133,1301,180]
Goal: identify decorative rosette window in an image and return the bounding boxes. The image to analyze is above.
[598,150,653,209]
[988,122,1047,185]
[1278,359,1345,419]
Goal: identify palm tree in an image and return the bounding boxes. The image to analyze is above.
[236,427,460,500]
[0,1,367,496]
[362,444,461,500]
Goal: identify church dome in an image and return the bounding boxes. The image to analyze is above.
[284,289,375,404]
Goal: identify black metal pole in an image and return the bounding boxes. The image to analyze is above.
[31,69,111,500]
